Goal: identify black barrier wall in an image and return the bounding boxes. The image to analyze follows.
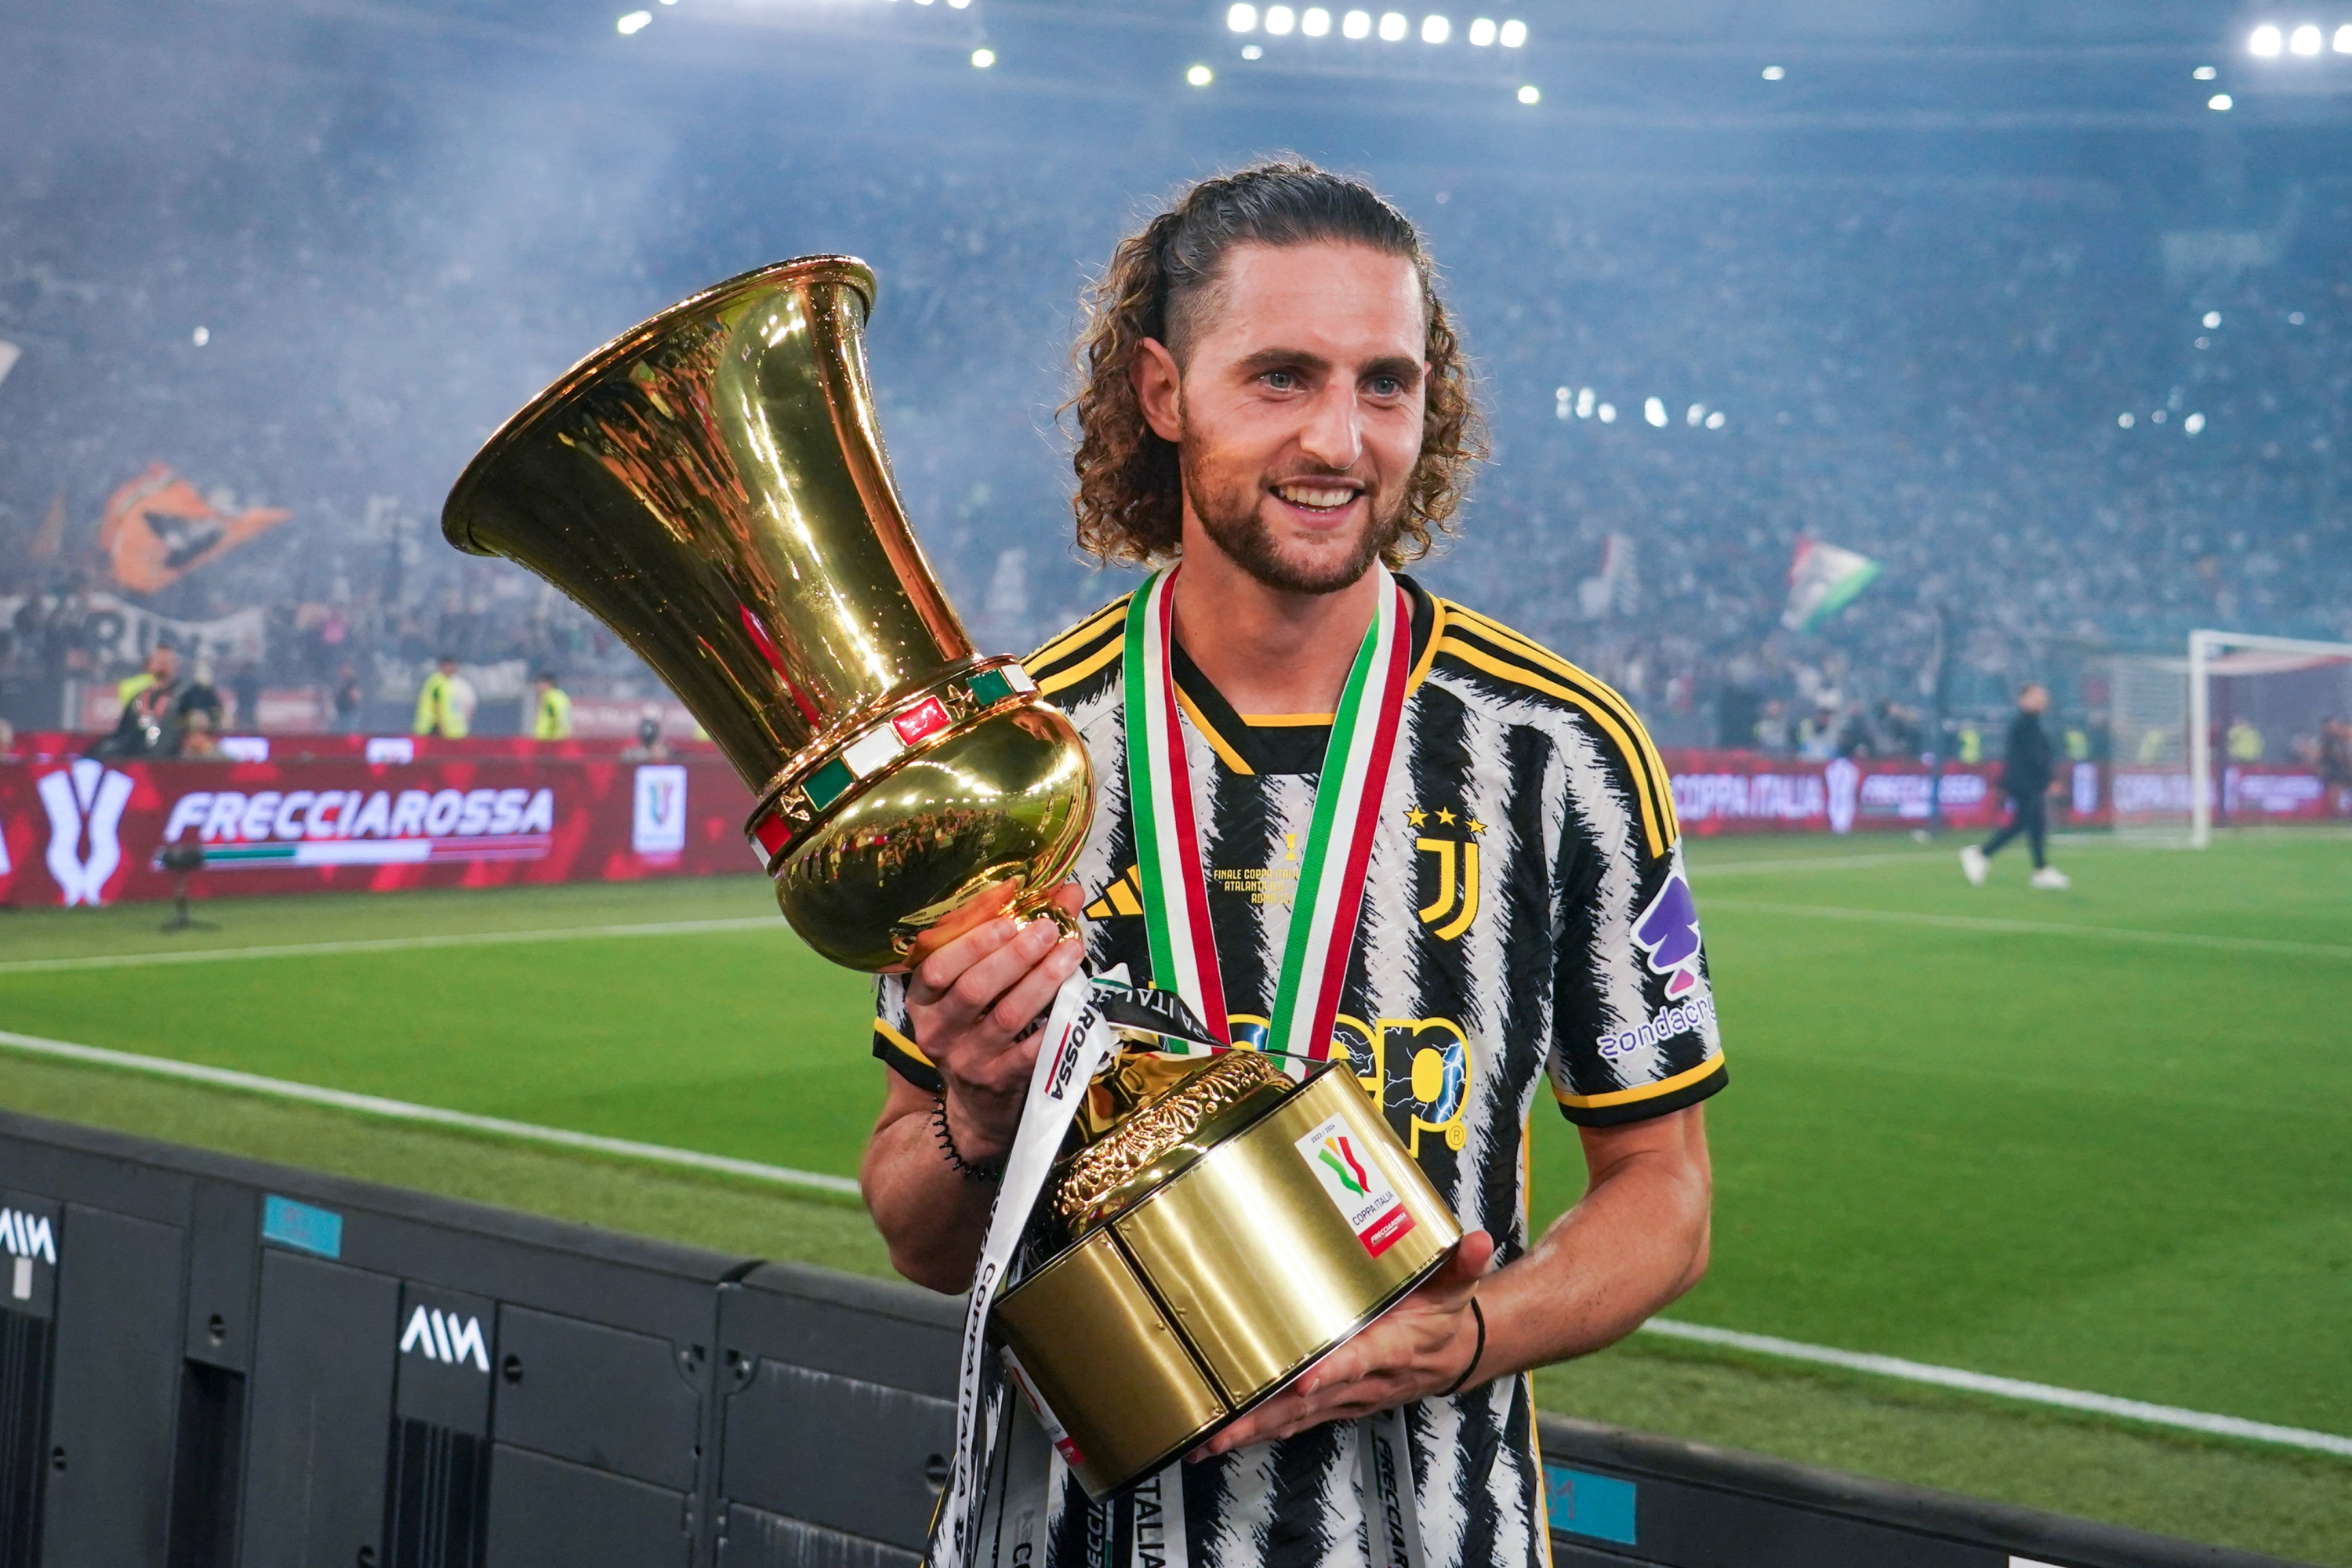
[0,1110,2309,1568]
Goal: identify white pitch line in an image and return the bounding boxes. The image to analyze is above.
[1691,851,1947,877]
[1639,1319,2352,1459]
[0,1028,861,1196]
[0,914,783,977]
[1702,898,2352,960]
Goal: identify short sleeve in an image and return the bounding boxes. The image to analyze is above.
[1548,830,1728,1129]
[872,973,942,1093]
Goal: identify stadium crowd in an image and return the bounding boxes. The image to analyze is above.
[3,129,2347,753]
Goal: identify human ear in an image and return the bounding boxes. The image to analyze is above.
[1131,337,1185,444]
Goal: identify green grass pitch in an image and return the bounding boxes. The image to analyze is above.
[2,829,2347,1563]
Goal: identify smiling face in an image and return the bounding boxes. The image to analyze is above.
[1135,241,1428,596]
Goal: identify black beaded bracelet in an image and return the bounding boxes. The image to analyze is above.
[931,1095,1006,1184]
[1437,1297,1487,1398]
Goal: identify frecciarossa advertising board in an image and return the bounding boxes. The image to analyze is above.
[0,755,755,906]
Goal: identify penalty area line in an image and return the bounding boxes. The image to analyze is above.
[0,1028,862,1198]
[1639,1319,2352,1458]
[0,915,784,977]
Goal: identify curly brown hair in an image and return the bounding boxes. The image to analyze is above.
[1066,159,1483,569]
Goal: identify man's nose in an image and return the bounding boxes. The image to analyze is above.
[1295,383,1363,471]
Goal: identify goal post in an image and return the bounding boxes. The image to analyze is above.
[2185,629,2352,848]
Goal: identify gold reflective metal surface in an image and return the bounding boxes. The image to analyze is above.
[1055,1051,1287,1230]
[989,1229,1228,1496]
[441,256,1094,968]
[995,1063,1463,1499]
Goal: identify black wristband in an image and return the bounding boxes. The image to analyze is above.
[1437,1296,1487,1398]
[931,1095,1005,1184]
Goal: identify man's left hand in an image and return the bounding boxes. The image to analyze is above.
[1196,1229,1497,1457]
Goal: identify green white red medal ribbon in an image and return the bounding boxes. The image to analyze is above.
[1123,562,1412,1065]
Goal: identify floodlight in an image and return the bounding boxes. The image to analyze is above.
[1761,64,1785,79]
[1576,387,1594,418]
[1497,17,1525,45]
[2193,64,2217,78]
[2118,412,2135,428]
[616,9,650,33]
[2291,23,2321,53]
[1242,43,1263,56]
[1379,12,1407,39]
[1597,402,1617,423]
[1644,397,1668,428]
[1302,8,1330,34]
[971,47,995,66]
[2204,310,2222,327]
[1516,83,1539,103]
[1343,9,1371,37]
[1704,410,1726,429]
[1188,63,1214,84]
[1228,3,1257,31]
[2184,412,2206,434]
[192,326,210,346]
[2249,24,2281,54]
[1422,14,1450,42]
[2338,23,2352,49]
[2209,92,2233,109]
[1265,5,1294,32]
[1468,16,1495,44]
[948,0,971,9]
[1686,403,1704,426]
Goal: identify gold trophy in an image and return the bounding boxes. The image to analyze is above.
[442,257,1460,1501]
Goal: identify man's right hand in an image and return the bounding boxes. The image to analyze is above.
[904,880,1087,1164]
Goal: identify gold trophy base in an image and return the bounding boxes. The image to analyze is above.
[994,1062,1461,1499]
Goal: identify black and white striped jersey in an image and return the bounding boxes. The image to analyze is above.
[875,575,1726,1568]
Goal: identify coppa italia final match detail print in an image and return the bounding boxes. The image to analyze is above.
[0,755,753,907]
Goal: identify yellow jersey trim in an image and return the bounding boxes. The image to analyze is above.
[1036,636,1124,698]
[1406,597,1448,698]
[1029,595,1131,673]
[1175,686,1254,775]
[874,1017,934,1069]
[1552,1051,1723,1109]
[1444,607,1680,840]
[1437,637,1674,858]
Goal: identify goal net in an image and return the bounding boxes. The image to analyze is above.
[2111,631,2352,846]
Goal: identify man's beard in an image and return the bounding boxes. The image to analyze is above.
[1182,437,1404,596]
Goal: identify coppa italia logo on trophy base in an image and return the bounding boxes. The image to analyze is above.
[1296,1116,1415,1258]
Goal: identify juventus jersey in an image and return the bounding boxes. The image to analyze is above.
[874,577,1726,1568]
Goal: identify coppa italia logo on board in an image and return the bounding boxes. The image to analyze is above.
[1295,1116,1415,1258]
[160,785,557,870]
[36,759,135,906]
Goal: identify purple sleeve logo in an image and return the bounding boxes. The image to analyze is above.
[1632,874,1704,999]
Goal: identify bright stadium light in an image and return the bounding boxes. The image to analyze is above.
[192,325,210,346]
[1597,401,1617,423]
[2209,92,2234,109]
[1576,387,1594,418]
[1686,403,1705,426]
[2193,64,2217,78]
[1497,17,1525,45]
[1242,42,1263,56]
[1644,397,1668,427]
[1188,63,1214,84]
[1421,14,1450,42]
[1228,3,1257,31]
[2185,412,2207,434]
[2291,23,2322,53]
[1468,16,1495,44]
[1761,64,1785,80]
[616,9,651,33]
[1516,83,1539,103]
[1705,409,1726,429]
[971,47,995,66]
[2338,23,2352,49]
[2118,412,2135,428]
[1342,9,1371,37]
[2249,24,2281,54]
[1379,12,1407,40]
[2204,310,2222,327]
[1301,7,1330,34]
[1265,5,1294,34]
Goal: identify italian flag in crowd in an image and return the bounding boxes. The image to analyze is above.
[1782,535,1882,632]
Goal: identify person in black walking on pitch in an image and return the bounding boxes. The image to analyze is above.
[1962,681,2069,889]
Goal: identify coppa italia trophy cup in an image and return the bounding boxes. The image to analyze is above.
[443,259,1459,1544]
